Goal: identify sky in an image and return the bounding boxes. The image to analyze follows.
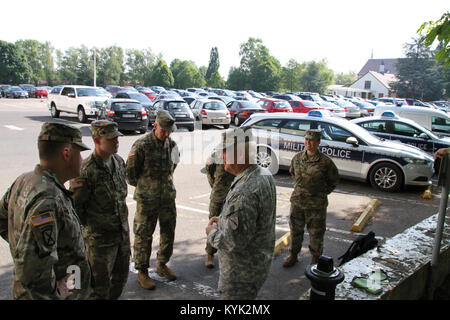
[0,0,448,79]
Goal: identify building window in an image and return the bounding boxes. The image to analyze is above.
[364,81,371,89]
[378,93,384,98]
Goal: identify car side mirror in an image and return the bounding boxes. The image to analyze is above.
[418,133,430,140]
[346,136,359,146]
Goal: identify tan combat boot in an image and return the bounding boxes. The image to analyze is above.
[156,262,177,281]
[137,270,156,290]
[283,253,298,268]
[205,254,215,269]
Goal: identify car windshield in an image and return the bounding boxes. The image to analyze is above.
[76,88,105,97]
[11,88,22,92]
[239,101,262,109]
[303,101,319,106]
[273,101,290,108]
[112,102,141,111]
[128,93,150,103]
[204,102,226,110]
[168,101,189,111]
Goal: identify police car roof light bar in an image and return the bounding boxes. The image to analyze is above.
[308,110,323,118]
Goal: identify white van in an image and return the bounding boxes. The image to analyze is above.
[374,105,450,137]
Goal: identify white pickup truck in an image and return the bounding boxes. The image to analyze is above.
[48,85,109,122]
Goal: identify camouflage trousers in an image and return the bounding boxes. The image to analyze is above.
[133,199,177,270]
[205,200,224,255]
[289,203,327,259]
[219,282,259,300]
[86,239,131,300]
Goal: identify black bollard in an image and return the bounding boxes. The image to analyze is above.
[305,255,344,300]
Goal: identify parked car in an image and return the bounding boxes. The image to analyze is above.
[190,98,231,129]
[20,84,36,98]
[102,98,148,134]
[289,100,323,113]
[0,85,12,97]
[35,87,50,98]
[374,104,450,138]
[332,99,361,118]
[372,97,407,106]
[346,99,375,117]
[150,98,195,131]
[5,86,29,98]
[209,95,236,105]
[114,91,153,117]
[212,89,236,98]
[295,92,325,104]
[226,100,267,126]
[150,86,166,93]
[272,94,302,103]
[105,85,123,95]
[136,87,157,101]
[351,111,450,170]
[257,98,292,113]
[48,85,109,122]
[241,110,434,192]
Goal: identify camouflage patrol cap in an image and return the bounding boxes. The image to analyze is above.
[91,120,123,139]
[38,122,90,151]
[156,110,176,131]
[305,129,322,141]
[217,126,254,150]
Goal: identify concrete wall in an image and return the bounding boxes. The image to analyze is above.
[301,212,450,300]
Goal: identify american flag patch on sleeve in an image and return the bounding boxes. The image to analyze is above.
[30,211,54,227]
[70,178,84,189]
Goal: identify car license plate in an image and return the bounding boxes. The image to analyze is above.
[211,119,222,123]
[122,114,135,118]
[175,113,186,117]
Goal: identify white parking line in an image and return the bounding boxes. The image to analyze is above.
[4,125,24,131]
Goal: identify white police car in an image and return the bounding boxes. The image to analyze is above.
[242,110,434,192]
[351,111,450,156]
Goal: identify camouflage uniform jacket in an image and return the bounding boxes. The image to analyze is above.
[289,151,339,209]
[208,165,276,290]
[205,151,235,205]
[0,165,90,300]
[71,152,129,246]
[126,130,179,202]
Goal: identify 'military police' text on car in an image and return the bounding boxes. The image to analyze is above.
[242,110,434,192]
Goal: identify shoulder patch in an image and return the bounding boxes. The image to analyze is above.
[70,178,84,189]
[30,211,54,227]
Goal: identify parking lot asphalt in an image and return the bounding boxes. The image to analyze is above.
[0,98,443,301]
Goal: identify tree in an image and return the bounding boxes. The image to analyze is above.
[298,60,334,93]
[281,59,303,92]
[170,59,205,89]
[334,71,357,86]
[231,37,282,91]
[226,66,247,90]
[39,41,57,86]
[125,48,157,86]
[148,59,174,88]
[97,46,124,87]
[205,47,220,81]
[390,38,445,101]
[15,40,43,85]
[418,11,450,67]
[0,41,32,84]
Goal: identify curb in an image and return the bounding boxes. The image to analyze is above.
[274,232,291,256]
[351,199,380,232]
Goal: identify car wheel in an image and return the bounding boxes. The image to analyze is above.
[50,104,60,118]
[77,107,87,123]
[188,125,195,132]
[224,124,230,129]
[369,162,403,192]
[234,116,240,126]
[256,147,278,175]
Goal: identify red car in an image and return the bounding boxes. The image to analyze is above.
[35,87,49,98]
[289,100,324,113]
[258,98,292,112]
[137,88,157,101]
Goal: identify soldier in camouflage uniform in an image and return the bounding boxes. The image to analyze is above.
[0,122,91,300]
[206,127,276,300]
[126,110,180,290]
[71,120,130,300]
[204,150,235,268]
[283,129,339,268]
